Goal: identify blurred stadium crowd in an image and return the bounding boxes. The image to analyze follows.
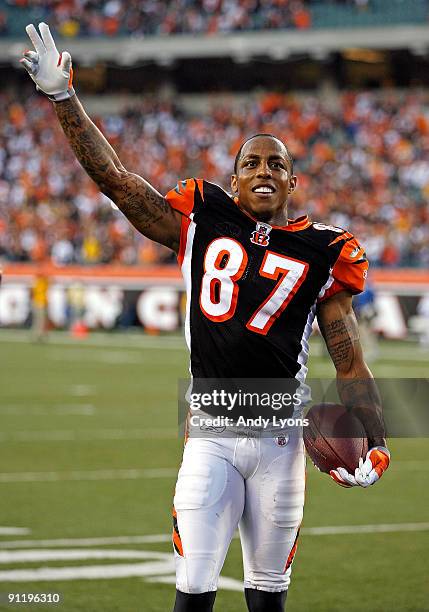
[0,0,378,38]
[0,88,428,267]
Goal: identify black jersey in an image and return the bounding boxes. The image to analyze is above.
[166,179,368,380]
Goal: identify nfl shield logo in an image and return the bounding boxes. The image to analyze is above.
[275,435,289,447]
[250,222,272,247]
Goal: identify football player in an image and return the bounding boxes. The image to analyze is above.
[21,24,390,612]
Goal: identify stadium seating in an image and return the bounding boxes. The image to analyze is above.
[0,0,427,38]
[0,87,428,268]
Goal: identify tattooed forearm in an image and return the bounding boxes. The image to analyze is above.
[319,317,357,371]
[317,292,386,445]
[53,96,181,250]
[54,96,122,184]
[338,378,386,444]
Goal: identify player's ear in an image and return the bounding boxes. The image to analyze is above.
[230,174,238,193]
[288,175,297,194]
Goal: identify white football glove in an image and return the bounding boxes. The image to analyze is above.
[20,23,74,102]
[330,446,390,488]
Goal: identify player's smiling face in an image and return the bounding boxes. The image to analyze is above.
[231,136,297,225]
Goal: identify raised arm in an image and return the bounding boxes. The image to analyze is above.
[21,23,181,251]
[317,290,390,487]
[53,96,181,251]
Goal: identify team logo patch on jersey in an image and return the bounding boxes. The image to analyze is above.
[174,179,188,195]
[349,246,361,258]
[275,434,289,447]
[250,222,272,247]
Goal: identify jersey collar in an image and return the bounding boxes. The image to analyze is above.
[273,215,312,232]
[233,196,311,232]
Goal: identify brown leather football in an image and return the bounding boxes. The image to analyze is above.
[303,403,369,474]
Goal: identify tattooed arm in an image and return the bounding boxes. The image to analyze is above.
[53,96,181,251]
[317,290,386,447]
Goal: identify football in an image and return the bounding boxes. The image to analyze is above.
[303,403,368,474]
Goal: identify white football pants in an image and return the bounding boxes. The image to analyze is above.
[173,430,305,594]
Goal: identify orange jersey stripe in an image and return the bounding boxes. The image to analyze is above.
[284,528,300,573]
[173,529,184,557]
[165,178,204,218]
[327,237,368,297]
[177,216,191,266]
[172,507,184,557]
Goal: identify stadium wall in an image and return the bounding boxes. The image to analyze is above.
[1,265,428,339]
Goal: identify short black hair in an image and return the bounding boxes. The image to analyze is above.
[233,133,294,175]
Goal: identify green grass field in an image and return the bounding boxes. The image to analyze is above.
[0,332,428,611]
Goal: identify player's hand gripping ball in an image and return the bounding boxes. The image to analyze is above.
[303,403,390,488]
